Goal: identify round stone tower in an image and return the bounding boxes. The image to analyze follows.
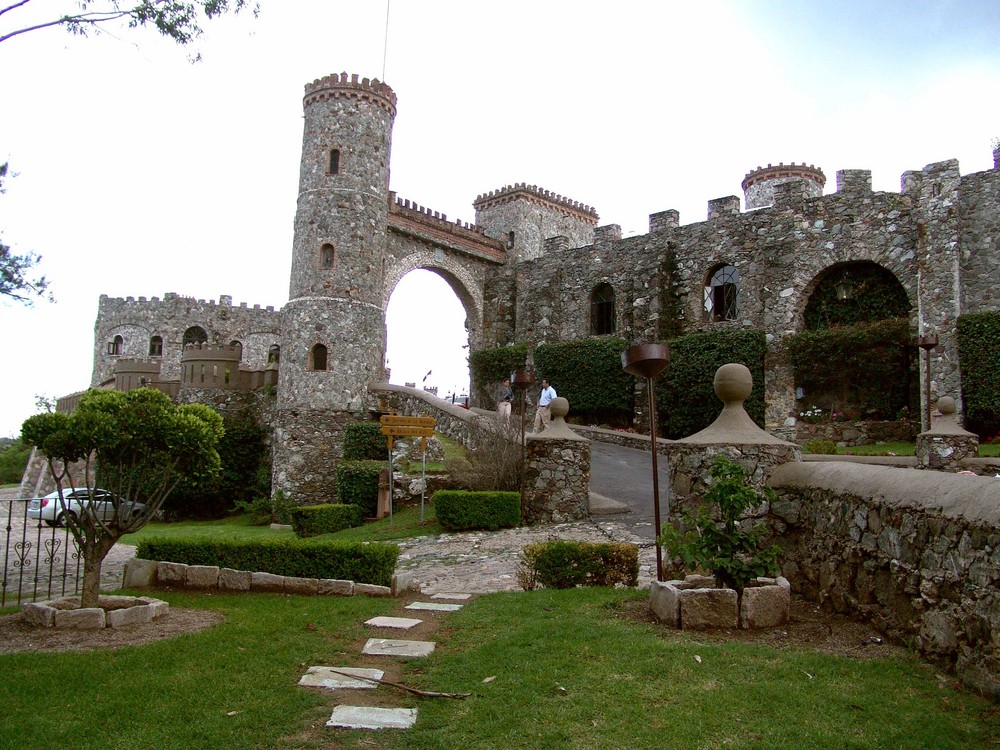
[275,72,397,502]
[741,162,825,210]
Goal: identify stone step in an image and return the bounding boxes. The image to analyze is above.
[431,592,472,600]
[405,601,463,612]
[326,705,417,730]
[299,666,384,690]
[365,616,424,629]
[363,638,435,657]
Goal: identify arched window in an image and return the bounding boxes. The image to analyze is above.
[183,326,208,345]
[229,340,243,359]
[148,336,163,357]
[267,344,281,364]
[705,264,740,322]
[590,283,616,335]
[310,344,328,371]
[107,335,124,356]
[320,243,335,269]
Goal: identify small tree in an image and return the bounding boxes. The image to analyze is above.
[659,455,780,595]
[21,388,223,607]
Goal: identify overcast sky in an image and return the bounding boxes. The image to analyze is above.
[1,1,998,437]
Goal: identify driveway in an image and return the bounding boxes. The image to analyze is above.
[589,440,670,540]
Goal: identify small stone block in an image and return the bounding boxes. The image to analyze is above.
[365,616,423,629]
[405,601,462,612]
[185,565,220,589]
[362,638,436,657]
[145,599,170,619]
[158,561,188,585]
[251,571,285,593]
[431,593,472,601]
[391,572,415,596]
[355,583,392,597]
[326,705,417,730]
[680,587,739,629]
[218,567,252,592]
[269,523,293,530]
[299,666,384,690]
[284,577,320,596]
[21,602,55,628]
[319,579,354,596]
[55,607,106,630]
[122,558,158,589]
[740,576,791,629]
[106,603,153,628]
[648,580,681,626]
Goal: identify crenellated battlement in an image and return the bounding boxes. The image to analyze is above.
[473,183,599,225]
[181,342,242,359]
[388,193,506,261]
[741,162,826,193]
[98,293,275,312]
[303,72,397,116]
[390,192,489,235]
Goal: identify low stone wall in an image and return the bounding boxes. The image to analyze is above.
[794,419,919,446]
[570,424,672,457]
[767,461,1000,698]
[369,383,480,446]
[123,558,415,598]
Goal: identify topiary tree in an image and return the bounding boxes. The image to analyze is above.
[21,388,223,607]
[659,455,780,595]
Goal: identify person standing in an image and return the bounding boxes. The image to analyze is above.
[532,378,557,433]
[496,378,514,419]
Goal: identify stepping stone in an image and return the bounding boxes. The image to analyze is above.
[405,601,463,612]
[431,592,472,601]
[326,705,417,730]
[363,638,435,657]
[299,666,384,690]
[365,616,423,629]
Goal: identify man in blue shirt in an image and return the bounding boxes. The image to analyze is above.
[532,379,557,433]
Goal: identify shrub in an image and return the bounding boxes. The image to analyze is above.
[804,439,838,455]
[470,342,530,405]
[135,537,399,587]
[289,503,364,537]
[335,460,387,517]
[958,311,1000,438]
[343,421,389,461]
[518,540,639,590]
[433,489,521,531]
[659,455,779,594]
[0,438,32,484]
[659,329,766,439]
[533,337,633,425]
[446,421,521,492]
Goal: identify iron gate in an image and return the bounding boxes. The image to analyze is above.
[2,497,83,607]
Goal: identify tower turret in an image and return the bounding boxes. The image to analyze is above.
[741,162,825,210]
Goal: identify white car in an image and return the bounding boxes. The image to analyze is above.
[27,488,145,527]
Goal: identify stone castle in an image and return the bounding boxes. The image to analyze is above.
[86,72,1000,503]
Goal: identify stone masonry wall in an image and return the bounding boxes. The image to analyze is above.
[767,461,1000,699]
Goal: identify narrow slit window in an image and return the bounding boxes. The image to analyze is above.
[329,149,340,175]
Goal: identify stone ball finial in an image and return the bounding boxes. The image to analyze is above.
[549,397,569,419]
[714,363,753,406]
[936,396,956,416]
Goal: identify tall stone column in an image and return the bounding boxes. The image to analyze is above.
[274,73,396,502]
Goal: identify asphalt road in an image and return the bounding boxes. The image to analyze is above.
[589,441,670,540]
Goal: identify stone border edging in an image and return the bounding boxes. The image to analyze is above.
[122,558,415,598]
[22,594,169,630]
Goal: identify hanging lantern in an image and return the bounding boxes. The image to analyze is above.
[835,274,854,300]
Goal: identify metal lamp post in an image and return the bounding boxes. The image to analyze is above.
[917,333,939,431]
[621,343,670,582]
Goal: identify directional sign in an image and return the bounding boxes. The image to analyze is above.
[381,425,436,437]
[380,415,436,427]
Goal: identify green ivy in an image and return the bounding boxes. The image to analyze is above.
[343,421,389,461]
[335,460,387,518]
[533,337,634,425]
[958,311,1000,438]
[657,329,766,439]
[804,261,910,330]
[469,342,530,386]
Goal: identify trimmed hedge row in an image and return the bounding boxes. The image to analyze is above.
[335,460,387,517]
[521,540,639,589]
[343,421,389,461]
[533,337,634,425]
[958,311,1000,438]
[433,490,521,531]
[289,503,364,538]
[135,538,399,587]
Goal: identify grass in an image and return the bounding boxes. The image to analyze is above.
[3,587,997,750]
[801,441,1000,458]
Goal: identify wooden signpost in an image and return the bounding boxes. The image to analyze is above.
[379,414,437,521]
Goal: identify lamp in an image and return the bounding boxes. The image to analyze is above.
[834,274,854,300]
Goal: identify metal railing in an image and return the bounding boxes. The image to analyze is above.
[1,497,82,607]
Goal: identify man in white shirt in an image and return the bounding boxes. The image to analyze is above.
[532,379,557,433]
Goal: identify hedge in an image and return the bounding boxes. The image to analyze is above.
[658,329,766,439]
[433,490,521,531]
[289,503,364,538]
[958,311,1000,438]
[343,421,389,461]
[520,540,639,589]
[335,460,387,517]
[533,337,633,425]
[135,538,399,587]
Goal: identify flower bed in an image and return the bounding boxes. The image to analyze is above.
[795,419,918,447]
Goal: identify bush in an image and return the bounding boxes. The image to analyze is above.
[804,439,838,455]
[470,342,530,405]
[135,537,399,587]
[289,503,364,537]
[659,329,766,439]
[335,460,387,517]
[446,421,522,492]
[0,438,32,484]
[518,540,639,590]
[533,338,633,425]
[433,489,521,531]
[958,311,1000,438]
[234,489,294,526]
[343,421,389,461]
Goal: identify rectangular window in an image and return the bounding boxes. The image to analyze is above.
[329,149,340,175]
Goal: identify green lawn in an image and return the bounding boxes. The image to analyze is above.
[801,441,1000,458]
[3,588,997,750]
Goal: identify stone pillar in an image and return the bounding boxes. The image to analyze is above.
[522,397,591,524]
[915,396,979,471]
